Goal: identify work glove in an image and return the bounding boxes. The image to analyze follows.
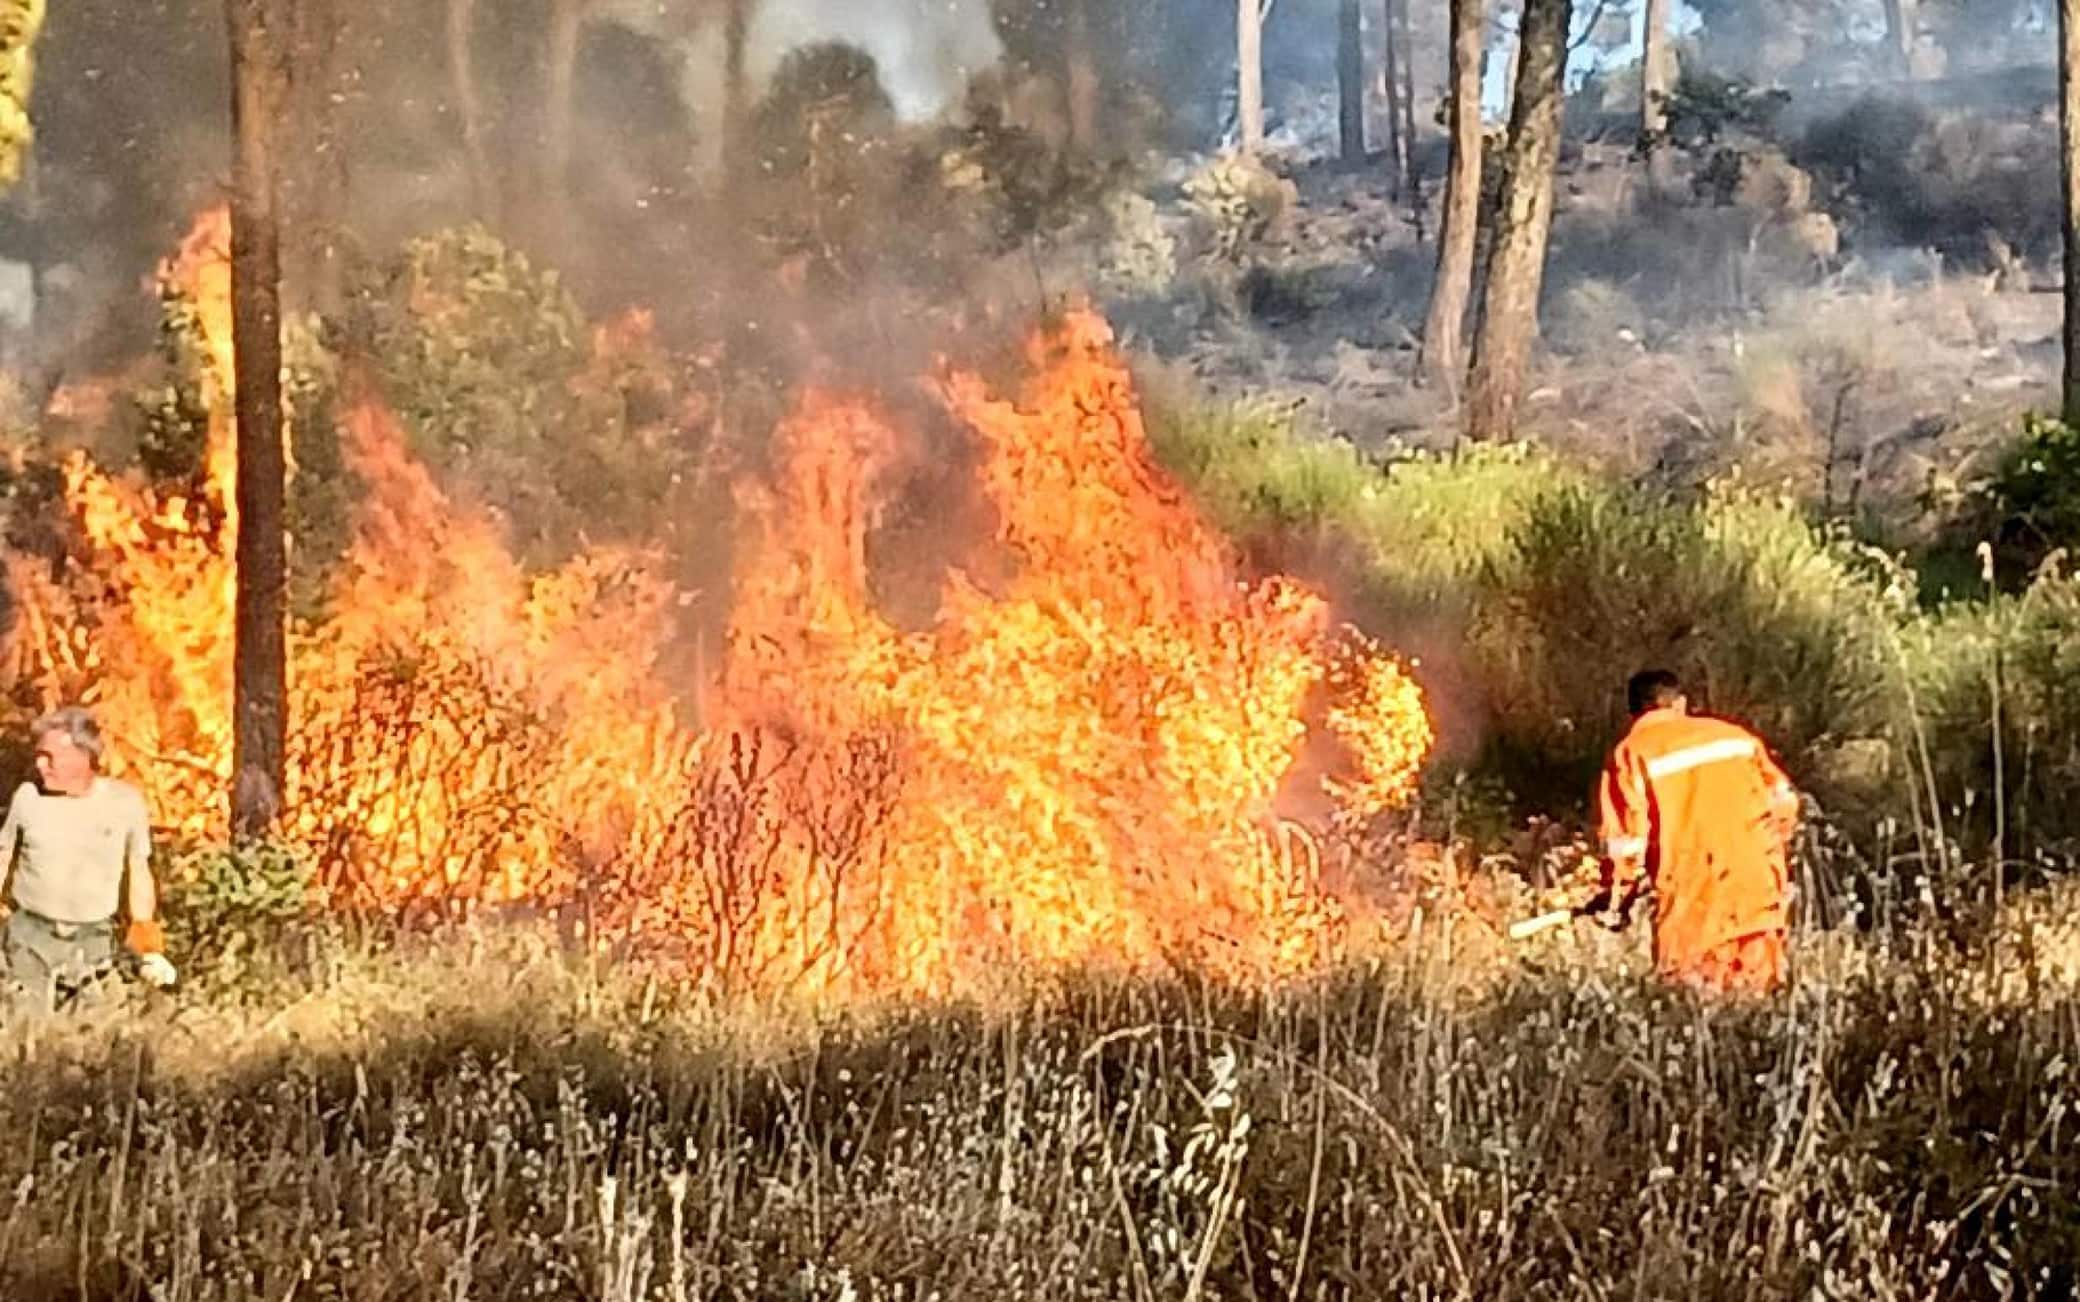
[136,952,178,989]
[126,920,178,989]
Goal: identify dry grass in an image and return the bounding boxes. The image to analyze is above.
[2,872,2077,1302]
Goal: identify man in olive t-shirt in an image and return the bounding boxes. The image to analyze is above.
[0,707,176,1010]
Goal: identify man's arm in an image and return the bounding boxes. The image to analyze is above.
[121,789,164,954]
[1596,744,1652,909]
[0,783,26,912]
[1754,739,1800,842]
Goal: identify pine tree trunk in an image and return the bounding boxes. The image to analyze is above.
[1380,0,1405,192]
[1641,0,1673,179]
[1421,0,1485,386]
[1338,0,1365,164]
[447,0,492,215]
[1067,0,1100,155]
[227,0,289,839]
[2062,0,2080,423]
[545,0,584,239]
[1395,0,1418,198]
[544,0,586,193]
[722,0,751,183]
[1884,0,1918,79]
[1237,0,1265,152]
[1464,0,1571,442]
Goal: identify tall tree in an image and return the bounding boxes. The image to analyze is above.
[0,0,45,191]
[2062,0,2080,423]
[1883,0,1918,78]
[227,0,290,838]
[1464,0,1572,442]
[1066,0,1100,154]
[546,0,584,189]
[1237,0,1264,151]
[1420,0,1485,385]
[1338,0,1365,163]
[1394,0,1418,203]
[722,0,752,182]
[447,0,492,214]
[1380,0,1405,191]
[1640,0,1673,178]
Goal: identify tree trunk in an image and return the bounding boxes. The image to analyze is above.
[722,0,751,183]
[1464,0,1571,442]
[1237,0,1264,152]
[447,0,492,215]
[1421,0,1485,386]
[1337,0,1365,164]
[1884,0,1918,79]
[1395,0,1418,200]
[1066,0,1100,155]
[2062,0,2080,423]
[227,0,289,839]
[1641,0,1673,179]
[545,0,584,238]
[1380,0,1405,192]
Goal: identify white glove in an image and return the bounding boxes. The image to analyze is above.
[137,952,178,989]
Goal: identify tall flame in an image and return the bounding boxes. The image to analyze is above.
[4,212,1435,998]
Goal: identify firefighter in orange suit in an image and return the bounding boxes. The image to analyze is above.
[1595,669,1800,995]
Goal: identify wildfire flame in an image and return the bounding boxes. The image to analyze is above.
[4,211,1436,997]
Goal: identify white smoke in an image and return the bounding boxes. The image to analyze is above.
[597,0,1005,176]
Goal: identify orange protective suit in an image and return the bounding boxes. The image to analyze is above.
[1596,707,1798,995]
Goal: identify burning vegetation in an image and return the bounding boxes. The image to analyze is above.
[4,210,1432,998]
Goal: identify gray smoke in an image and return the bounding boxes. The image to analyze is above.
[598,0,1006,175]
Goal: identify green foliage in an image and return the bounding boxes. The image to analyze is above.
[360,224,587,475]
[134,276,216,490]
[0,0,43,191]
[1146,389,1911,821]
[1180,152,1296,264]
[1141,389,1578,614]
[1910,567,2080,853]
[1988,415,2080,555]
[161,838,318,975]
[1652,70,1790,152]
[353,226,687,566]
[1468,487,1904,807]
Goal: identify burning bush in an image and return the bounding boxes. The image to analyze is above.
[2,214,1436,999]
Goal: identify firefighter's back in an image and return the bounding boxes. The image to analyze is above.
[1621,709,1787,954]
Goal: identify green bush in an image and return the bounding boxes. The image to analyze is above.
[1987,414,2080,557]
[1470,486,1907,809]
[1909,567,2080,856]
[1140,390,1577,614]
[160,839,320,977]
[1145,391,1913,818]
[350,226,689,567]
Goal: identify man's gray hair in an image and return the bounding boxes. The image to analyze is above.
[31,705,103,766]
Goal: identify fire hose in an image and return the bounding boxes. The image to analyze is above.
[1506,889,1651,943]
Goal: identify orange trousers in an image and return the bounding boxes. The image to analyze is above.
[1666,929,1786,997]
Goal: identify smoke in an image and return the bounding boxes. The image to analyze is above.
[598,0,1005,176]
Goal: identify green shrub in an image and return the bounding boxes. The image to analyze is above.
[1140,390,1577,614]
[160,839,320,977]
[350,226,689,567]
[1469,486,1906,811]
[1987,414,2080,556]
[1145,390,1912,818]
[1910,567,2080,856]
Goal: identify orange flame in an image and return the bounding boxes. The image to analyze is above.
[5,212,1435,998]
